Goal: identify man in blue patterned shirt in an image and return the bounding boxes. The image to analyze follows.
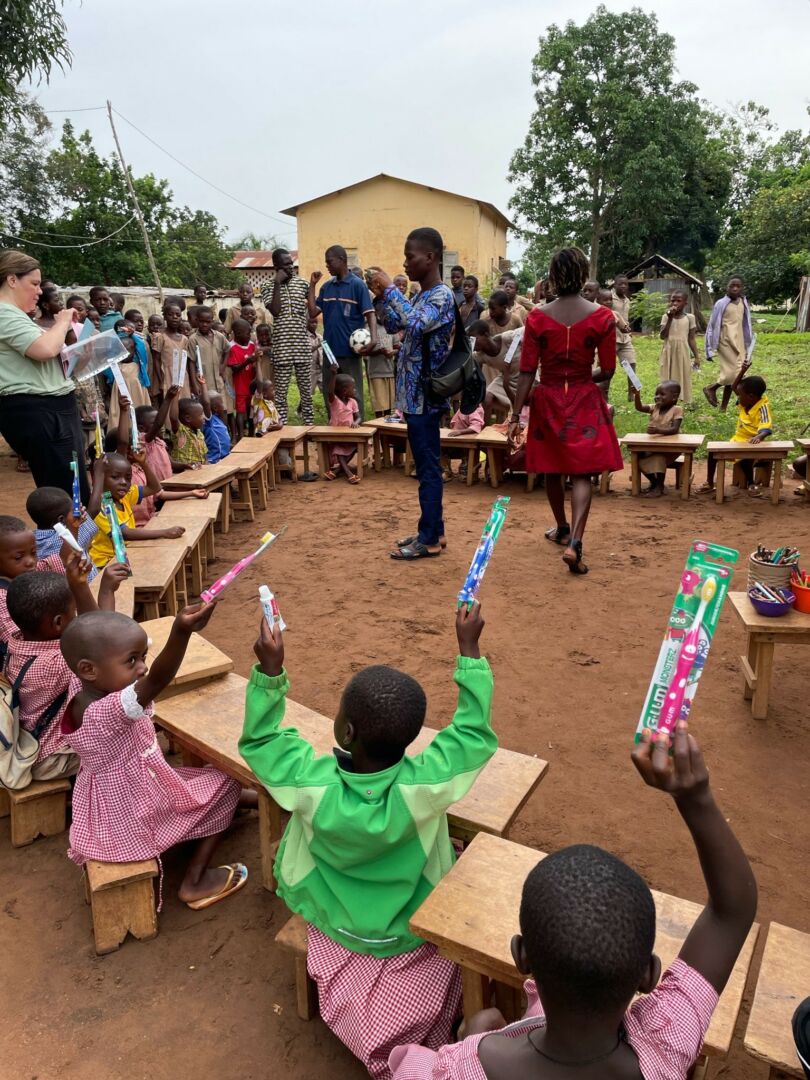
[370,228,455,560]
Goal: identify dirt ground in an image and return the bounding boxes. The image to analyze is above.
[1,445,808,1080]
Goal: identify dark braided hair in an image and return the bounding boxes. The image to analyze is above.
[548,247,591,297]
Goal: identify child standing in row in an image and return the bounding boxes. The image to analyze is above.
[659,291,698,404]
[389,721,757,1080]
[239,604,495,1080]
[251,379,282,435]
[106,319,152,433]
[187,307,229,406]
[150,302,190,400]
[632,381,684,497]
[59,604,250,908]
[367,300,397,417]
[323,367,360,483]
[227,318,257,440]
[703,275,752,413]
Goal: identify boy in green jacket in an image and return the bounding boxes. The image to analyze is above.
[239,603,495,1079]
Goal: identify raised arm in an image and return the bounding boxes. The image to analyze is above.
[23,308,74,361]
[307,271,322,320]
[147,385,178,442]
[632,723,757,994]
[86,456,107,522]
[633,389,653,415]
[116,395,132,454]
[134,603,217,705]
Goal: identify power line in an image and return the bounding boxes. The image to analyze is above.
[111,107,295,229]
[12,226,297,242]
[1,215,137,249]
[42,105,106,114]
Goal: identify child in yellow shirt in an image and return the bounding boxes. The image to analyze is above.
[702,366,773,496]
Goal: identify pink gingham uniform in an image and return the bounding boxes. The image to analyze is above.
[328,395,360,464]
[389,959,718,1080]
[131,463,156,526]
[0,556,64,644]
[307,924,461,1080]
[62,684,241,865]
[145,435,173,484]
[450,406,485,433]
[4,633,81,762]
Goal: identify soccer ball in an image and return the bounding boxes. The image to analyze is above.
[349,327,371,353]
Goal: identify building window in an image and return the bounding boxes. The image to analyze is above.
[345,247,360,269]
[442,250,459,285]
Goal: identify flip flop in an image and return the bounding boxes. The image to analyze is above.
[186,863,248,910]
[562,539,589,575]
[397,535,447,549]
[390,541,442,560]
[545,523,571,545]
[322,469,337,481]
[348,474,360,485]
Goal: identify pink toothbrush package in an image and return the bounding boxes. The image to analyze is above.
[635,540,739,743]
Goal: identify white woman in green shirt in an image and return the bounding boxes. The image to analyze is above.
[0,250,89,500]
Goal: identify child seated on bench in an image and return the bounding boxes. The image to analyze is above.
[389,721,757,1079]
[442,402,485,482]
[631,381,684,497]
[240,604,496,1080]
[323,368,361,484]
[27,486,100,581]
[4,559,126,780]
[701,364,773,496]
[0,515,71,650]
[59,604,251,909]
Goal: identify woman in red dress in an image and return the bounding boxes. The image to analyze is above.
[508,248,622,575]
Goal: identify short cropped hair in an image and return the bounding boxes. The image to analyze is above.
[468,318,490,336]
[740,374,766,397]
[463,274,479,289]
[0,515,28,537]
[7,571,72,637]
[548,247,591,297]
[231,317,251,335]
[88,285,108,303]
[179,397,203,419]
[123,308,141,322]
[450,264,464,275]
[334,373,354,393]
[272,248,290,268]
[489,289,509,307]
[135,404,156,426]
[326,244,348,262]
[407,227,443,257]
[340,665,427,760]
[520,845,655,1013]
[26,486,72,530]
[61,610,144,670]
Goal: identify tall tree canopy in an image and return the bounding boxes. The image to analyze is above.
[509,5,732,279]
[0,0,70,116]
[2,121,239,289]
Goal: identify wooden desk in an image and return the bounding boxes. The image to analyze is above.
[620,433,705,500]
[126,537,190,621]
[797,439,810,501]
[276,425,311,482]
[306,426,376,480]
[440,429,509,489]
[230,448,272,521]
[410,832,759,1058]
[148,512,209,597]
[153,673,549,891]
[156,493,221,565]
[365,418,409,471]
[161,460,239,533]
[141,618,233,698]
[728,591,810,719]
[90,572,135,619]
[745,922,808,1078]
[706,441,795,505]
[228,434,280,499]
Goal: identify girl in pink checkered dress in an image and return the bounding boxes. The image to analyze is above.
[60,603,250,909]
[389,722,758,1080]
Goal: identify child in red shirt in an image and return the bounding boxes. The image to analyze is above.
[227,318,257,439]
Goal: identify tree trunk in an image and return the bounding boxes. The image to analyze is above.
[589,228,600,279]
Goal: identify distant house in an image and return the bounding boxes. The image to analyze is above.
[622,254,708,330]
[227,249,299,290]
[279,173,512,284]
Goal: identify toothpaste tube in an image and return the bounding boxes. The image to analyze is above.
[53,521,84,554]
[322,340,339,369]
[195,345,204,380]
[129,404,139,452]
[100,492,129,570]
[259,584,286,631]
[70,452,81,517]
[635,540,738,742]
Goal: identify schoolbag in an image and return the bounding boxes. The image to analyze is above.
[0,656,72,790]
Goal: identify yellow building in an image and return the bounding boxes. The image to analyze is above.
[280,173,511,285]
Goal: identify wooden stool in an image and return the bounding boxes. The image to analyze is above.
[620,433,704,500]
[276,914,318,1020]
[6,778,71,847]
[84,858,159,954]
[744,921,808,1077]
[706,440,795,505]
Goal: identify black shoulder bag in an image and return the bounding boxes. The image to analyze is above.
[421,302,486,412]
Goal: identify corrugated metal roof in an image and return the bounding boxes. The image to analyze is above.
[227,250,298,270]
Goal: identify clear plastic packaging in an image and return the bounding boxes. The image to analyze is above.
[62,329,129,381]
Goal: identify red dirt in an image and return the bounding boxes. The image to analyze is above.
[1,447,808,1079]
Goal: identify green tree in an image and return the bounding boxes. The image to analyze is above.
[231,231,283,251]
[0,97,54,237]
[16,122,239,288]
[0,0,70,117]
[508,5,732,278]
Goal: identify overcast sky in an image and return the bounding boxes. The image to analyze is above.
[32,0,810,260]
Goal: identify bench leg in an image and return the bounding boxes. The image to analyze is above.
[599,470,611,496]
[630,452,641,496]
[771,459,782,505]
[11,788,68,847]
[205,522,215,563]
[141,597,160,621]
[255,470,268,511]
[687,1054,708,1080]
[373,433,382,472]
[302,441,310,476]
[0,787,9,818]
[751,640,774,720]
[680,454,692,500]
[174,567,187,610]
[219,484,231,534]
[486,448,499,489]
[715,460,725,504]
[527,473,536,493]
[294,954,319,1021]
[356,446,364,481]
[88,873,157,955]
[190,545,204,597]
[258,788,283,892]
[461,967,489,1019]
[742,636,759,701]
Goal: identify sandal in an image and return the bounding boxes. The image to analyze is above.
[390,541,442,560]
[696,482,714,494]
[348,474,360,485]
[562,539,589,575]
[545,522,571,545]
[398,534,447,549]
[322,469,337,481]
[185,863,248,910]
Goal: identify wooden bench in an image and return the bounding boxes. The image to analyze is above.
[90,572,135,618]
[229,448,272,521]
[140,617,233,698]
[153,672,549,890]
[229,433,281,498]
[366,417,409,471]
[437,429,508,489]
[527,471,613,496]
[275,425,311,482]
[84,857,158,955]
[797,439,810,501]
[157,492,222,568]
[728,591,810,720]
[306,426,376,480]
[276,914,319,1020]
[621,433,705,500]
[410,832,759,1066]
[706,440,795,505]
[126,537,190,621]
[0,777,72,847]
[162,459,239,533]
[745,922,808,1077]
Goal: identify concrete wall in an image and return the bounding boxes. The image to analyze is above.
[294,176,507,282]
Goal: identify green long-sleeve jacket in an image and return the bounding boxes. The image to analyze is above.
[239,657,496,957]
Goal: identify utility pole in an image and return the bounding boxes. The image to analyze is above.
[106,100,163,303]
